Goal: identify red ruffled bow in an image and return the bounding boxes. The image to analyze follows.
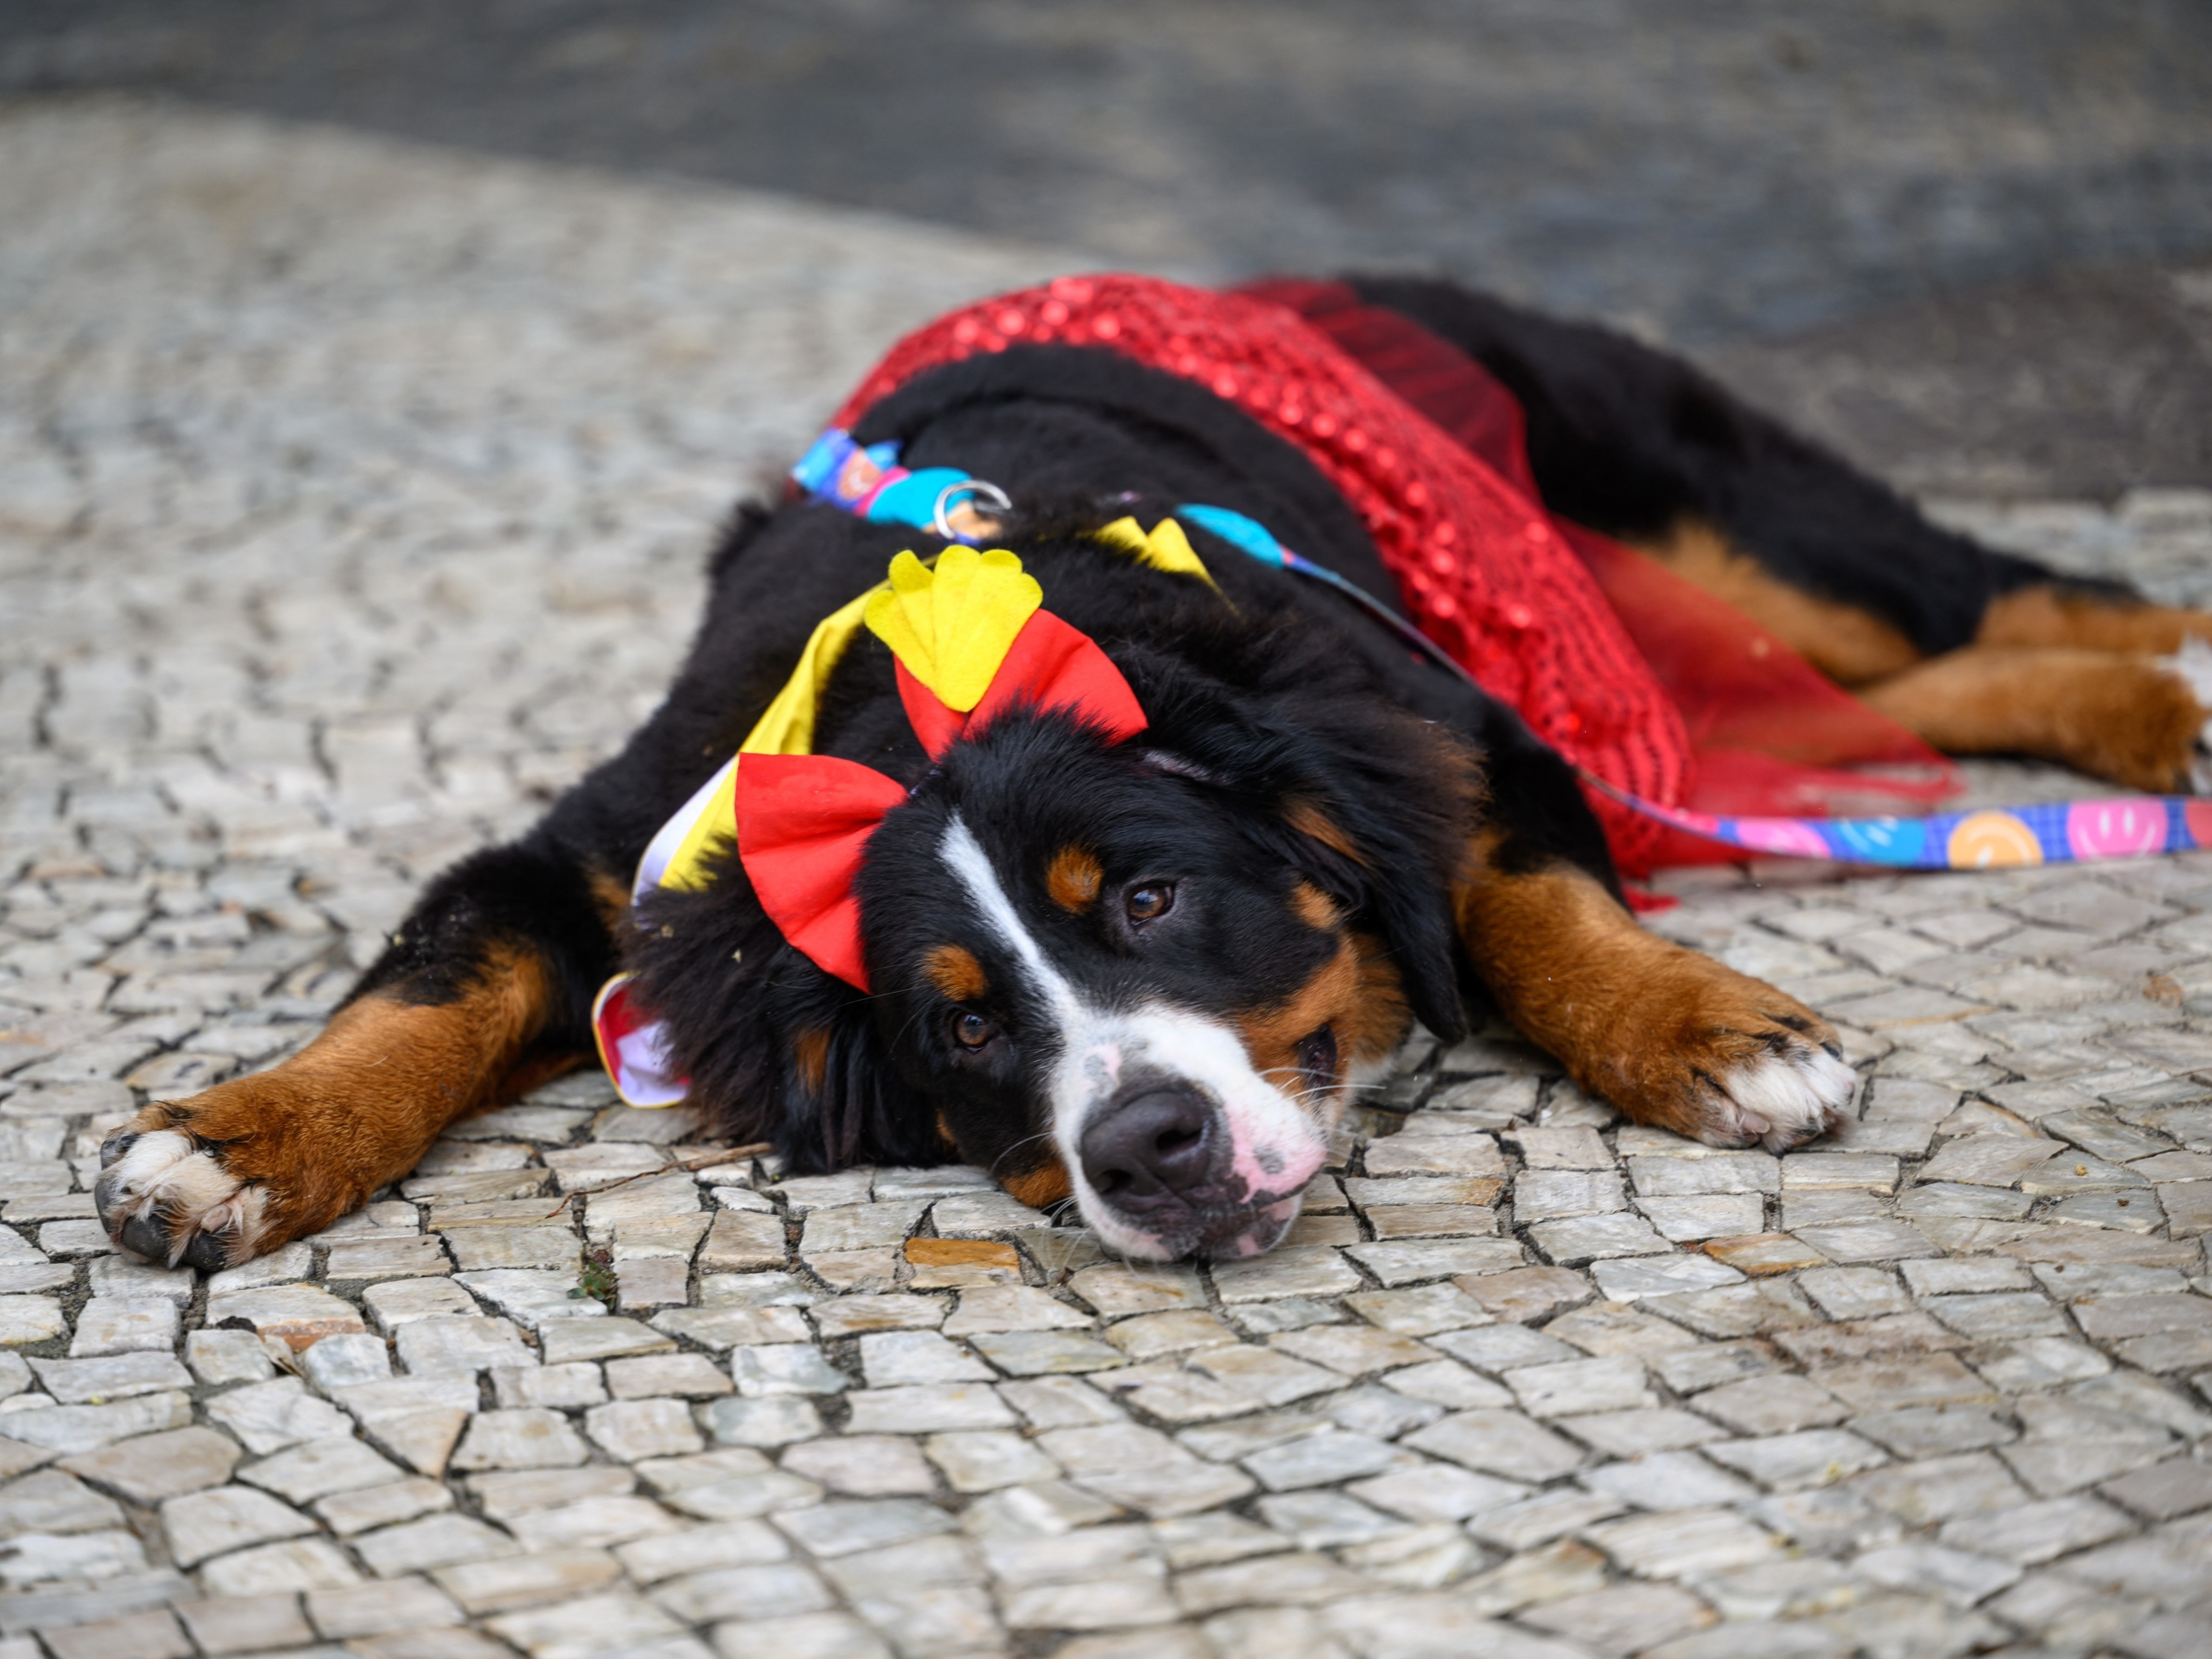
[739,607,1147,990]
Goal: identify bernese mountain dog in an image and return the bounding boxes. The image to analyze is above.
[96,277,2212,1267]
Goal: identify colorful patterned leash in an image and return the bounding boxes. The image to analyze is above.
[792,428,2212,872]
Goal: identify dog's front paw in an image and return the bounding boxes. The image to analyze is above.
[96,1123,270,1271]
[1581,954,1857,1153]
[96,1077,367,1270]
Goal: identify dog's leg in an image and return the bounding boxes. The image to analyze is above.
[1453,836,1856,1151]
[1621,518,1926,686]
[1977,584,2212,656]
[1440,708,1854,1150]
[1344,277,2012,667]
[1977,584,2212,782]
[1856,644,2210,794]
[95,839,619,1268]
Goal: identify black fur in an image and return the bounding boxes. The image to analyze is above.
[347,275,2093,1183]
[347,838,612,1062]
[624,521,1494,1178]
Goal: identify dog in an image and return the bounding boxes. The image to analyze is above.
[95,276,2212,1267]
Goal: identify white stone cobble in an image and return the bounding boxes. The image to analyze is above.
[0,95,2209,1659]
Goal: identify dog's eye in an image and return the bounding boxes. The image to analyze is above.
[1126,883,1175,925]
[951,1011,996,1050]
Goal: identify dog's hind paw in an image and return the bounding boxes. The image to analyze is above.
[2160,636,2212,793]
[1713,1043,1860,1153]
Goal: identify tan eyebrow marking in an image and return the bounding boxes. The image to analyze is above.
[923,943,989,1003]
[1284,798,1365,864]
[1290,880,1341,931]
[1046,844,1104,913]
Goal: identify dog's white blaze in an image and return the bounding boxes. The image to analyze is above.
[940,815,1082,1020]
[1719,1046,1858,1153]
[938,813,1330,1259]
[103,1129,270,1263]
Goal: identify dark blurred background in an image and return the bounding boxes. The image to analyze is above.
[7,0,2211,495]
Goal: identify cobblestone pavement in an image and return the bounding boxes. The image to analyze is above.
[15,5,2212,497]
[4,100,2212,1659]
[12,0,2212,350]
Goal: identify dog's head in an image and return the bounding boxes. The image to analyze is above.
[855,687,1476,1257]
[631,574,1478,1259]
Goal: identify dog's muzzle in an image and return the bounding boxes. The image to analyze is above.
[1078,1079,1301,1257]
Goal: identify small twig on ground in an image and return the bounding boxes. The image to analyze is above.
[540,1139,775,1220]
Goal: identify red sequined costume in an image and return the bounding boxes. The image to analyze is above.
[829,274,1950,877]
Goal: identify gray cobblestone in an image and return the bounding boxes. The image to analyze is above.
[3,97,2211,1659]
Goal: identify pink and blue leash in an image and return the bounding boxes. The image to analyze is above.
[792,427,2209,872]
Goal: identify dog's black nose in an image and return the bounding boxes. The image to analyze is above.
[1080,1086,1217,1207]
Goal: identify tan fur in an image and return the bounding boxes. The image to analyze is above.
[1978,586,2212,654]
[1234,935,1360,1090]
[1284,799,1366,864]
[1452,836,1841,1145]
[1632,518,2212,793]
[922,944,989,1004]
[1289,881,1341,931]
[1858,647,2205,793]
[1340,933,1414,1071]
[1627,516,1921,685]
[1231,930,1410,1113]
[1045,845,1104,913]
[1003,1160,1073,1208]
[586,866,634,933]
[792,1026,832,1094]
[120,941,558,1255]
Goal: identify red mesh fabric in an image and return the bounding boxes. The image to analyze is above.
[1251,279,1959,868]
[1566,532,1955,787]
[831,274,1692,872]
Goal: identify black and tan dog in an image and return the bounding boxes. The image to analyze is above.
[97,277,2212,1266]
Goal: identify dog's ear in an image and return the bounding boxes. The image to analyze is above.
[627,860,939,1172]
[1254,757,1474,1046]
[1137,681,1481,1045]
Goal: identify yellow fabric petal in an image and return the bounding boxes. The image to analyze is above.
[1093,515,1217,590]
[1136,517,1215,585]
[864,546,1041,712]
[738,587,879,757]
[1093,516,1149,557]
[658,761,740,893]
[647,583,882,894]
